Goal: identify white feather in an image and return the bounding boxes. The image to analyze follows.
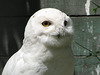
[2,8,74,75]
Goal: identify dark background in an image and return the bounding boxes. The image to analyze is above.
[0,0,40,74]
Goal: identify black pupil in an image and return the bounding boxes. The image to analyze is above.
[64,21,67,26]
[45,21,49,25]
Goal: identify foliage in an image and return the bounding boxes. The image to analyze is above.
[74,41,100,61]
[91,0,100,14]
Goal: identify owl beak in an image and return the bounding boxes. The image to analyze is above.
[57,34,60,38]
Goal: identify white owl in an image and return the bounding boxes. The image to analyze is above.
[2,8,74,75]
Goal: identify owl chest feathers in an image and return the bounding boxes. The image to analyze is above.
[19,42,74,75]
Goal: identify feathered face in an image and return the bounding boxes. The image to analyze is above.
[24,8,73,47]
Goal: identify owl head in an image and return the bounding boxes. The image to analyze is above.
[24,8,73,47]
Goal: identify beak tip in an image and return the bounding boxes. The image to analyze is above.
[57,34,60,38]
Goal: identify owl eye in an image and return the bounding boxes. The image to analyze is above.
[42,21,51,27]
[64,20,67,26]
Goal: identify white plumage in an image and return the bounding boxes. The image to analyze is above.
[2,8,74,75]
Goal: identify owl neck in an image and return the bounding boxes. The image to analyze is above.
[23,36,71,48]
[21,37,72,53]
[20,38,73,66]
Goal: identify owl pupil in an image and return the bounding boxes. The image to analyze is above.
[64,20,67,26]
[45,21,48,25]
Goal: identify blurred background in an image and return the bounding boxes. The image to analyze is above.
[0,0,100,75]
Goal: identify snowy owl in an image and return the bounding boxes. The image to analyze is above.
[2,8,74,75]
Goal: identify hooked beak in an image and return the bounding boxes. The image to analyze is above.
[57,34,61,38]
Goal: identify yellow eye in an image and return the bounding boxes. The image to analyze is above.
[42,21,51,27]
